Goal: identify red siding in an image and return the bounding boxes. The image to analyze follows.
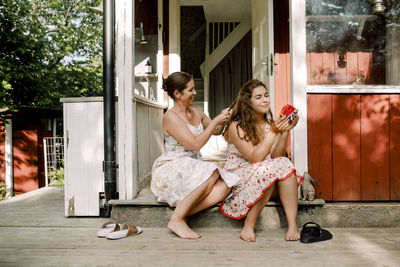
[390,95,400,200]
[308,94,400,201]
[0,124,5,185]
[307,52,377,85]
[346,52,358,84]
[332,95,361,200]
[307,94,332,200]
[13,130,39,194]
[361,95,390,200]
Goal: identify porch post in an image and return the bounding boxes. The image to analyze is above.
[5,119,13,198]
[169,0,180,73]
[116,0,136,199]
[289,0,308,174]
[167,0,180,107]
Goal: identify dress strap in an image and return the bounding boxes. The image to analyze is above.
[192,107,201,121]
[170,109,189,124]
[171,108,201,125]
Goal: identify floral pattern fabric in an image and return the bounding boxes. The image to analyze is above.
[151,123,240,207]
[220,124,303,219]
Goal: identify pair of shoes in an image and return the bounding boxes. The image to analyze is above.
[300,222,332,243]
[97,221,121,238]
[106,223,142,240]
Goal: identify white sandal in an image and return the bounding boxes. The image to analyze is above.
[106,223,142,240]
[97,221,121,238]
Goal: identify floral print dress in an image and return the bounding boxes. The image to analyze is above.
[151,121,240,207]
[220,124,303,219]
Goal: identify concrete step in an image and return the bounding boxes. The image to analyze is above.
[109,187,400,228]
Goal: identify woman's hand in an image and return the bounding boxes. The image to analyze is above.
[283,110,299,132]
[213,108,230,134]
[215,108,230,124]
[269,116,290,134]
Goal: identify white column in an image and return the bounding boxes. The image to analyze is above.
[169,0,181,73]
[5,119,13,198]
[116,0,136,199]
[289,0,308,174]
[204,22,209,115]
[157,0,164,104]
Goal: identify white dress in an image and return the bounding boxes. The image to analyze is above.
[219,124,303,219]
[151,113,240,207]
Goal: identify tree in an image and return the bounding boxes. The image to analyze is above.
[0,0,103,110]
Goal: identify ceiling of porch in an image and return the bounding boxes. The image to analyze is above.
[181,0,251,21]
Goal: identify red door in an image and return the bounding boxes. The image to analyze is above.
[13,130,39,194]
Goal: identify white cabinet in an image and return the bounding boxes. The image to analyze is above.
[62,98,104,216]
[61,96,166,216]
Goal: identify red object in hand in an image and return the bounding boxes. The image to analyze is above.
[280,104,297,120]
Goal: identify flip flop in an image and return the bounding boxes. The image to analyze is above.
[97,221,121,238]
[106,223,142,240]
[300,222,333,243]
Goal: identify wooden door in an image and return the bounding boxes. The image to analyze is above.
[13,130,38,194]
[252,0,275,110]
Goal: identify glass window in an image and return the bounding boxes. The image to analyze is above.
[306,0,400,85]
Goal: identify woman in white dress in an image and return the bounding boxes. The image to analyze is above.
[220,79,303,242]
[151,72,240,239]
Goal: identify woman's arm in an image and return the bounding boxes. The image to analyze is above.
[200,108,229,135]
[228,116,291,163]
[227,122,278,163]
[163,109,226,151]
[270,132,288,158]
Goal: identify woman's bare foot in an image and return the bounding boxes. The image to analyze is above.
[285,226,300,241]
[240,225,256,242]
[168,218,201,239]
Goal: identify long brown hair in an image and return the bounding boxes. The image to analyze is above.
[223,79,274,145]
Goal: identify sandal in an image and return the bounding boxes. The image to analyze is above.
[97,221,121,238]
[300,222,332,243]
[106,223,142,240]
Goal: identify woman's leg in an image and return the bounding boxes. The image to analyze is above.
[241,182,276,242]
[188,178,231,216]
[277,173,300,241]
[168,170,220,239]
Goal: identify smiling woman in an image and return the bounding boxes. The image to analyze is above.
[150,71,240,240]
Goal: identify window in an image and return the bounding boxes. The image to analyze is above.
[306,0,400,85]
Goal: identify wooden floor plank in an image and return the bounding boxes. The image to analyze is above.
[1,187,399,266]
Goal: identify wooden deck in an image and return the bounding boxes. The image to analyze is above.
[0,187,400,266]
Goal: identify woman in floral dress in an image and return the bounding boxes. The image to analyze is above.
[151,72,240,239]
[220,79,303,242]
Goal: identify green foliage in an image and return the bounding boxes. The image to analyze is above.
[48,166,64,187]
[0,184,6,201]
[0,0,103,110]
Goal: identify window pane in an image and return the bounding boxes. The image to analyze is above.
[306,0,400,85]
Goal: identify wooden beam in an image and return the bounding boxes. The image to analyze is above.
[116,0,136,199]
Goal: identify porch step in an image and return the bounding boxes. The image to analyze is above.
[109,187,400,228]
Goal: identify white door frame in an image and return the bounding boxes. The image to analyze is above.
[289,0,308,174]
[251,0,275,115]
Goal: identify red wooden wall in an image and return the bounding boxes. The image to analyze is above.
[307,52,385,85]
[13,130,39,194]
[0,124,5,186]
[308,94,400,201]
[273,0,291,157]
